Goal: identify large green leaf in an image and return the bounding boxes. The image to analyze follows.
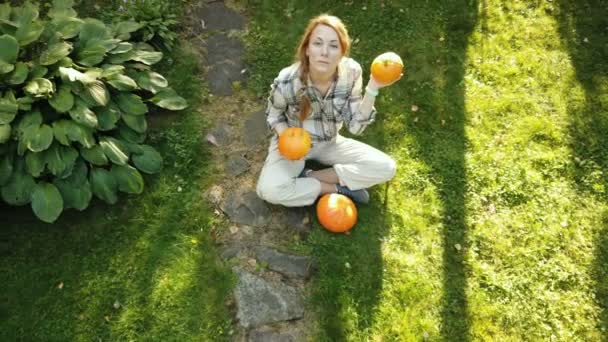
[59,66,95,83]
[0,34,19,65]
[86,80,109,106]
[30,65,48,79]
[100,64,125,78]
[0,124,10,143]
[78,19,108,44]
[68,99,98,128]
[121,113,147,133]
[15,21,44,47]
[26,124,54,153]
[65,122,95,148]
[135,71,168,94]
[17,96,34,111]
[76,39,107,66]
[131,50,163,65]
[1,165,36,205]
[118,125,146,144]
[45,143,78,177]
[96,103,121,131]
[48,0,78,19]
[17,111,42,133]
[132,145,162,174]
[7,62,28,84]
[52,16,82,39]
[40,41,73,65]
[0,61,15,75]
[111,164,143,194]
[25,151,46,177]
[109,42,133,55]
[24,78,55,98]
[48,84,74,113]
[0,154,14,186]
[99,136,129,165]
[31,182,64,223]
[54,178,91,211]
[113,21,141,40]
[115,93,147,115]
[149,88,188,110]
[52,120,70,145]
[90,167,117,204]
[80,145,108,166]
[0,91,18,124]
[107,74,138,91]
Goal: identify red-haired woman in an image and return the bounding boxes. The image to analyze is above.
[256,14,399,207]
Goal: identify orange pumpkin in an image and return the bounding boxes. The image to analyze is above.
[371,52,403,85]
[278,127,311,160]
[316,194,358,233]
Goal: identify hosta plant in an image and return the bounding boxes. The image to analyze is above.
[0,0,188,223]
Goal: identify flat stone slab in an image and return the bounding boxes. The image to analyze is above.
[249,329,296,342]
[244,109,270,146]
[254,246,313,279]
[206,124,233,146]
[225,153,250,177]
[195,2,245,32]
[206,33,245,96]
[221,191,271,227]
[233,268,304,328]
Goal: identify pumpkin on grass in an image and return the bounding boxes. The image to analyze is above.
[278,127,311,160]
[371,52,403,85]
[316,193,358,233]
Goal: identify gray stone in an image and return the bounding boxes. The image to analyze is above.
[220,243,243,259]
[254,246,313,279]
[244,109,270,146]
[248,329,296,342]
[222,191,271,227]
[206,34,245,65]
[196,2,245,32]
[206,34,245,96]
[233,268,304,328]
[225,154,250,177]
[275,207,312,239]
[206,124,232,146]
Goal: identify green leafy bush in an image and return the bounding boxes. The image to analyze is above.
[100,0,182,54]
[0,0,187,223]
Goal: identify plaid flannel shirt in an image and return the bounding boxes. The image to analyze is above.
[265,57,377,144]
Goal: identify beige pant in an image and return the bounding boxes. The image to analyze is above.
[256,134,396,207]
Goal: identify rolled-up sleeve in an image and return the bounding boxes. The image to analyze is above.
[266,80,289,133]
[343,64,376,135]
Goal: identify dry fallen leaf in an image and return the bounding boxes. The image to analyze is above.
[439,36,445,42]
[441,119,446,126]
[411,104,419,112]
[413,117,419,123]
[104,315,111,322]
[57,282,64,290]
[454,243,462,251]
[247,258,257,267]
[205,133,219,146]
[113,301,121,309]
[229,226,239,234]
[345,262,351,269]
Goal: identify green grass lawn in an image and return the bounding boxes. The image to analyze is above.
[244,0,608,340]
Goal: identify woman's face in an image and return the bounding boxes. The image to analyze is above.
[306,24,343,77]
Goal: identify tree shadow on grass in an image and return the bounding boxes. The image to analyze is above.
[0,179,233,341]
[404,1,478,340]
[553,0,608,338]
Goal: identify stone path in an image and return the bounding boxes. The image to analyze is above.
[192,1,315,340]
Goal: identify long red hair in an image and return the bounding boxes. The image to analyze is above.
[295,14,351,121]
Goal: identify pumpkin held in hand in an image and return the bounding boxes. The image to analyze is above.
[278,127,311,160]
[371,52,403,85]
[316,194,358,233]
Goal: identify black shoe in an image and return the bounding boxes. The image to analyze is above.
[336,185,370,204]
[298,168,312,178]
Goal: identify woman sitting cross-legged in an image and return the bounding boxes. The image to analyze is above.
[256,14,399,207]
